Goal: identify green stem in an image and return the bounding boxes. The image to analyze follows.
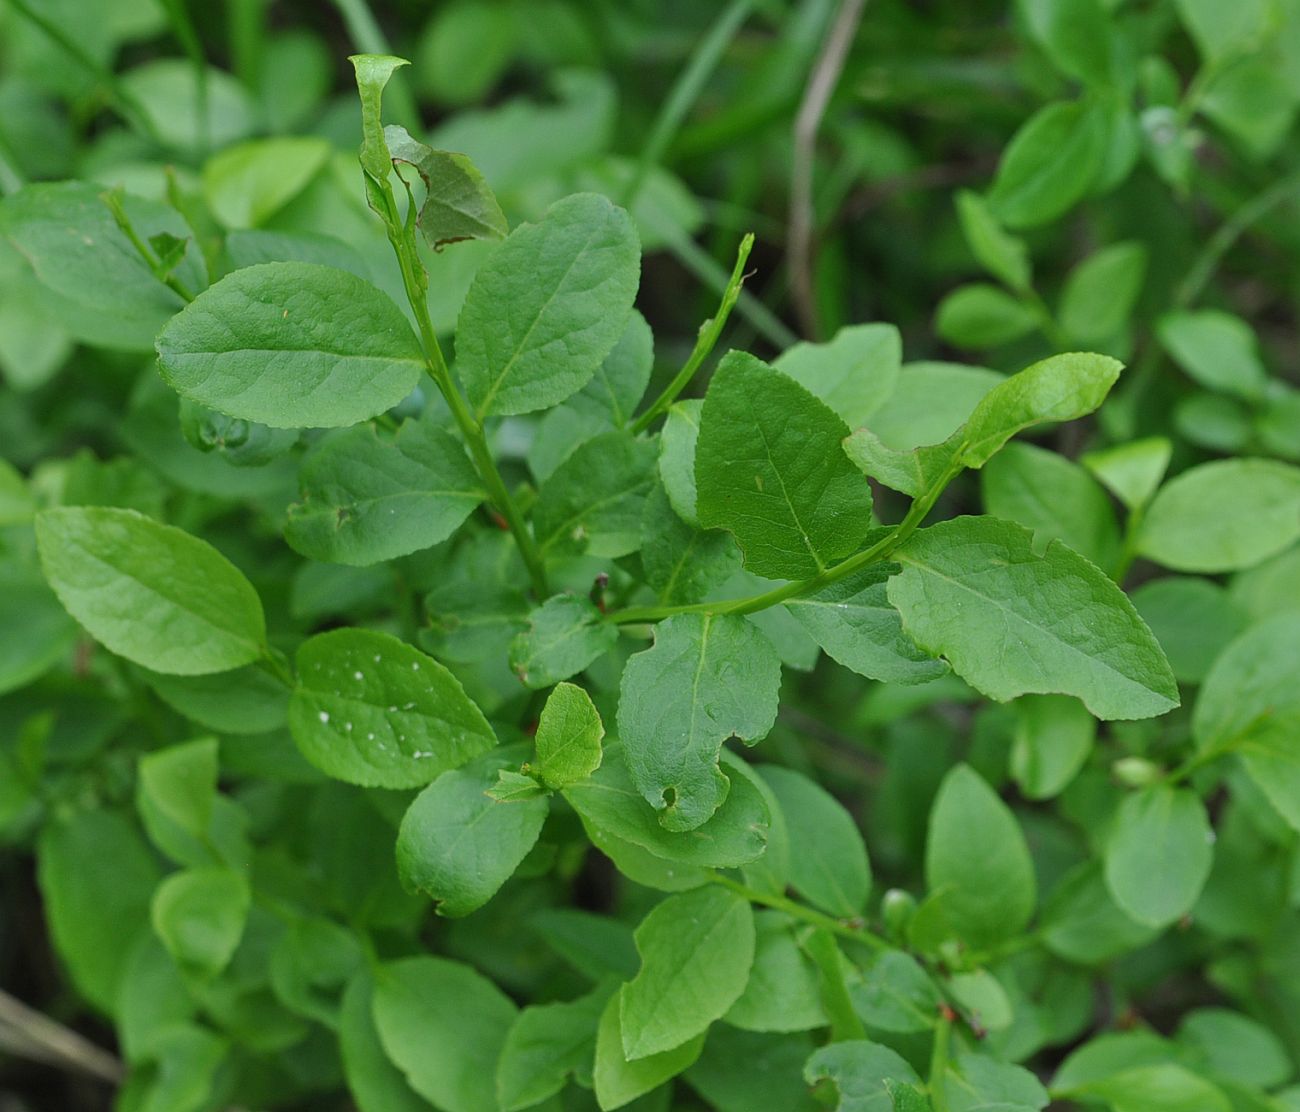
[712,873,888,950]
[630,233,754,434]
[375,184,550,598]
[227,0,265,88]
[665,225,798,350]
[1165,714,1270,785]
[158,0,209,155]
[609,461,954,624]
[620,0,755,209]
[0,133,23,195]
[1175,168,1300,309]
[4,0,165,147]
[259,647,295,688]
[1022,287,1069,349]
[1109,502,1146,584]
[1176,55,1229,129]
[101,191,197,303]
[803,927,870,1042]
[928,1012,953,1112]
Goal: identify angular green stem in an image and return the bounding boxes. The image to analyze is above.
[373,182,551,598]
[101,191,197,303]
[630,233,754,434]
[928,1011,953,1111]
[609,458,956,624]
[711,873,887,951]
[1176,168,1300,309]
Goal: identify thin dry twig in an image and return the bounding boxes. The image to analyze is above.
[789,0,868,340]
[0,988,124,1085]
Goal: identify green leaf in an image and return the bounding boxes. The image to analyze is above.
[151,867,249,979]
[843,431,961,500]
[564,745,770,870]
[534,681,605,789]
[695,352,873,579]
[534,430,658,558]
[981,441,1121,569]
[144,665,289,736]
[35,506,266,675]
[1131,577,1249,684]
[955,190,1031,292]
[178,398,299,466]
[0,182,201,349]
[1059,242,1148,343]
[887,1081,933,1112]
[1062,1063,1231,1112]
[889,516,1179,720]
[784,563,949,685]
[497,985,610,1111]
[269,915,363,1029]
[758,765,871,917]
[1010,695,1095,800]
[528,404,610,483]
[804,1040,921,1112]
[1041,862,1159,964]
[573,309,655,428]
[942,1053,1049,1112]
[1157,310,1267,401]
[619,885,756,1059]
[156,261,425,429]
[1138,459,1300,572]
[487,768,546,802]
[1104,785,1213,928]
[687,1027,820,1112]
[641,482,744,606]
[593,992,704,1111]
[1177,1008,1292,1089]
[289,627,497,788]
[349,54,409,181]
[867,362,1004,450]
[456,192,641,418]
[137,738,218,842]
[1195,615,1300,831]
[286,418,483,566]
[396,745,548,917]
[925,764,1036,948]
[0,563,77,695]
[385,124,508,248]
[201,136,333,229]
[339,971,431,1112]
[372,956,518,1112]
[1200,55,1297,160]
[724,912,828,1033]
[1173,0,1273,62]
[946,971,1012,1034]
[1019,0,1122,87]
[1080,436,1171,510]
[0,458,33,525]
[617,612,781,831]
[851,950,942,1033]
[659,399,704,524]
[128,1023,229,1112]
[956,352,1123,468]
[509,595,618,689]
[935,284,1038,349]
[38,808,161,1013]
[986,100,1107,229]
[773,324,903,428]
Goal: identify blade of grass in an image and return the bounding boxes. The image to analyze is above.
[619,0,755,209]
